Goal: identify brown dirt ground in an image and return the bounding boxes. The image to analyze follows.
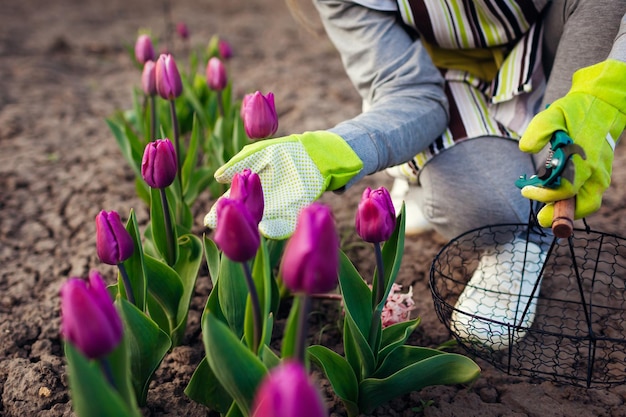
[3,0,626,416]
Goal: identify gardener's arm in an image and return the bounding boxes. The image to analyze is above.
[314,0,449,186]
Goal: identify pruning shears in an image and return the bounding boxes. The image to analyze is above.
[516,130,586,238]
[515,130,586,190]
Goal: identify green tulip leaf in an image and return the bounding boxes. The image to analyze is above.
[144,254,184,336]
[149,187,179,266]
[260,341,280,369]
[203,269,228,325]
[182,115,201,200]
[343,310,376,380]
[202,312,268,415]
[280,296,300,360]
[64,343,141,417]
[105,116,142,177]
[359,346,480,414]
[339,251,373,338]
[375,203,406,314]
[378,317,421,365]
[117,298,171,406]
[204,235,221,286]
[121,209,147,311]
[184,357,233,413]
[308,345,359,417]
[217,255,248,338]
[181,74,210,128]
[171,233,203,346]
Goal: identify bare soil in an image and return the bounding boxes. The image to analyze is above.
[3,0,626,416]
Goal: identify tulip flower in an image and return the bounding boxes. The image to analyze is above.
[206,57,228,92]
[218,39,233,60]
[134,34,155,65]
[241,91,278,140]
[96,210,134,266]
[214,198,260,263]
[95,210,136,304]
[155,54,183,100]
[280,202,339,295]
[176,22,189,40]
[355,186,396,243]
[60,270,123,359]
[251,361,327,417]
[141,138,177,189]
[229,169,264,225]
[141,60,157,97]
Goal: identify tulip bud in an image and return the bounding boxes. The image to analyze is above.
[280,203,339,294]
[141,138,178,189]
[214,198,260,262]
[155,54,183,100]
[252,361,327,417]
[206,57,228,92]
[241,93,253,120]
[141,60,157,96]
[134,34,155,65]
[176,22,189,40]
[355,186,396,243]
[229,169,264,225]
[241,91,278,140]
[60,270,124,359]
[218,39,233,60]
[96,210,134,265]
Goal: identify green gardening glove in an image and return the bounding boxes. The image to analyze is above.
[204,131,363,239]
[519,59,626,227]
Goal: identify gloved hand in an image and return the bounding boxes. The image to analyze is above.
[519,59,626,227]
[204,131,363,239]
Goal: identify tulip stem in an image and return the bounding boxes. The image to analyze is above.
[295,294,312,364]
[168,99,184,199]
[160,188,177,266]
[99,358,116,389]
[217,91,224,119]
[369,242,385,349]
[117,262,135,306]
[242,261,262,354]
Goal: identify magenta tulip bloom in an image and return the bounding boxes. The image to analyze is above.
[241,91,278,140]
[214,198,260,262]
[155,54,183,100]
[218,39,233,60]
[176,22,190,40]
[141,60,157,96]
[141,138,178,189]
[60,270,123,359]
[229,169,264,225]
[134,34,155,64]
[206,57,228,92]
[280,203,339,294]
[355,186,396,243]
[96,210,134,265]
[252,361,327,417]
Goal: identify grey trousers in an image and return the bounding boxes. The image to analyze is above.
[416,0,626,239]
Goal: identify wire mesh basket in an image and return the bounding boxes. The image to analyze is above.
[430,223,626,388]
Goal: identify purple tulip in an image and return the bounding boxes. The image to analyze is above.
[134,34,155,65]
[96,210,134,266]
[241,91,278,140]
[218,39,233,60]
[229,169,264,225]
[155,54,183,100]
[214,198,260,262]
[280,203,339,294]
[60,270,123,359]
[206,57,228,92]
[141,138,178,189]
[251,361,327,417]
[176,22,190,40]
[355,186,396,243]
[141,60,157,96]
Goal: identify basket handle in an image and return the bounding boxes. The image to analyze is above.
[552,197,575,238]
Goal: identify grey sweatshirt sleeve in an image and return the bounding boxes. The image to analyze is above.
[313,0,449,186]
[609,14,626,62]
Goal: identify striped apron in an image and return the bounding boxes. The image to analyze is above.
[395,0,548,180]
